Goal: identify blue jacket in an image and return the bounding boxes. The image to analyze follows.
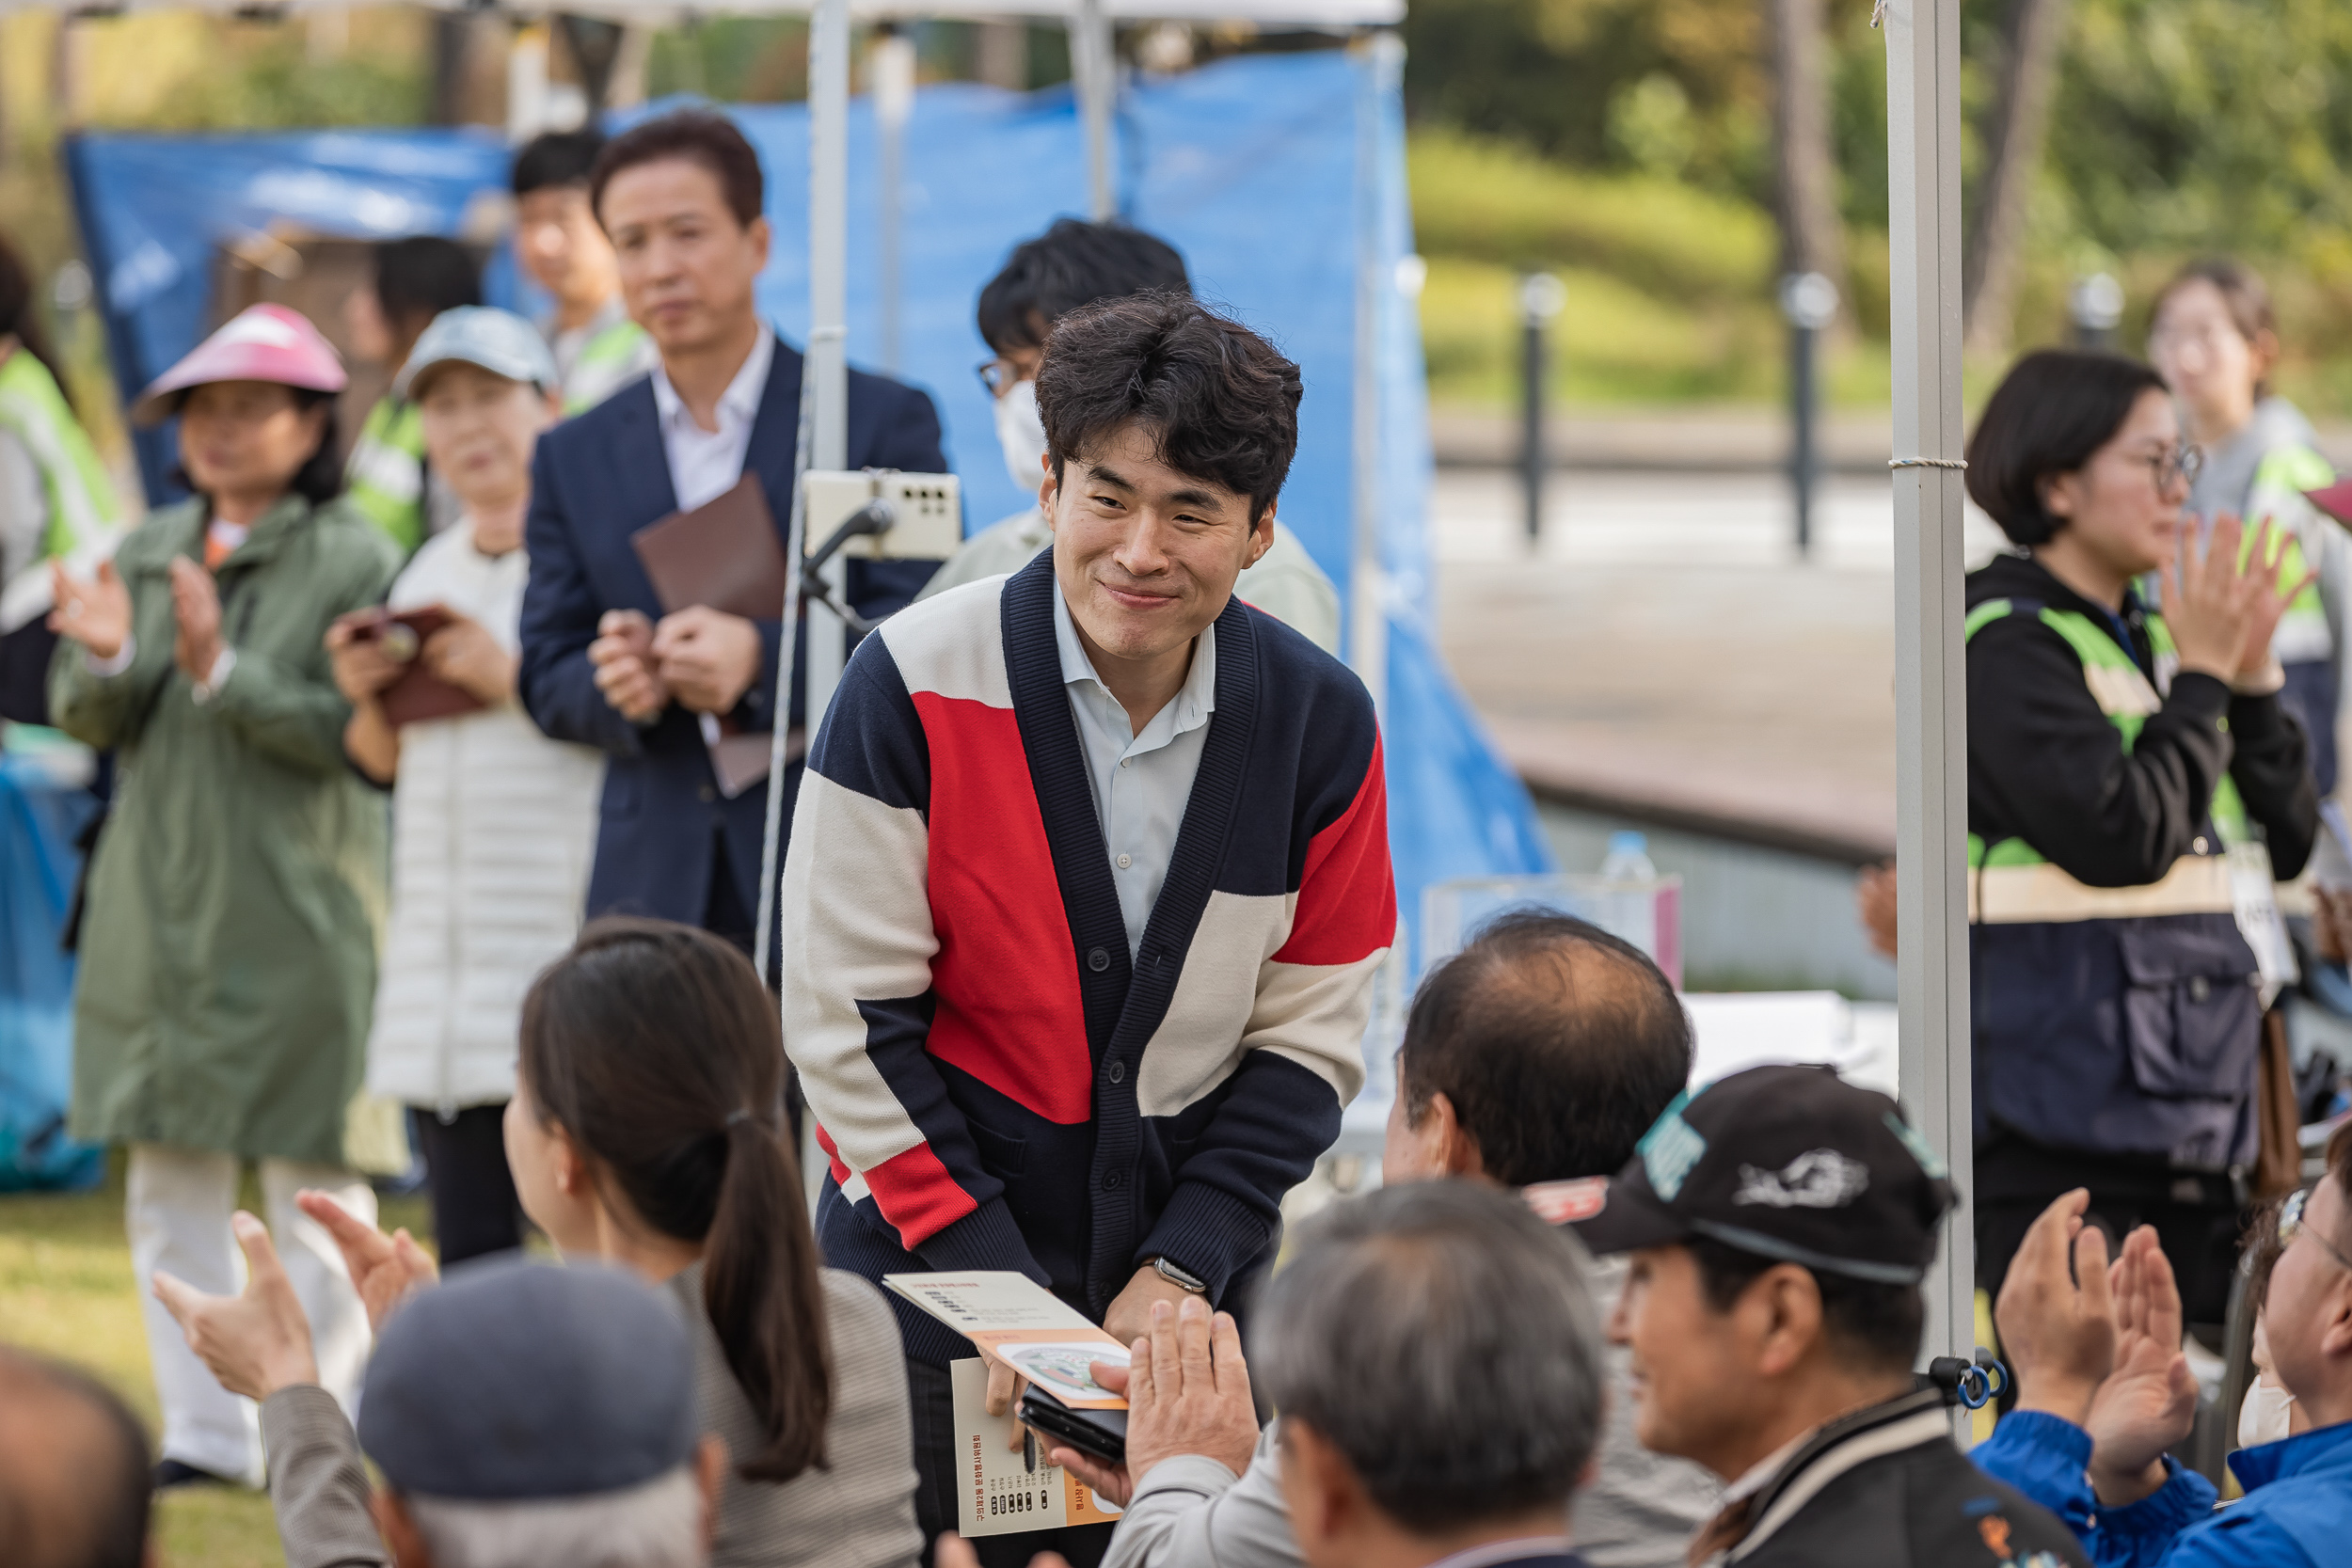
[517,336,946,935]
[1973,1410,2352,1567]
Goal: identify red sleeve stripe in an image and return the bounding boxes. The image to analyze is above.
[862,1139,981,1252]
[1274,733,1396,966]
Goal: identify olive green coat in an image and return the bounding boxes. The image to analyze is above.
[50,495,402,1167]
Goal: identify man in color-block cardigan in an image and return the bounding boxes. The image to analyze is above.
[781,294,1393,1565]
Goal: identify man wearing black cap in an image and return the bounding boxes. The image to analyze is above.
[1578,1065,2089,1568]
[153,1219,723,1568]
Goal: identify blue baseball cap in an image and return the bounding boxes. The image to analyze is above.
[355,1258,697,1500]
[396,306,560,401]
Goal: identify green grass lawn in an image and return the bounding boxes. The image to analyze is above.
[0,1158,429,1567]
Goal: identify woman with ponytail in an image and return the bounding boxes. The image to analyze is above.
[498,916,923,1567]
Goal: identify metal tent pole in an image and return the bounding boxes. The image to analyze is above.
[872,24,915,374]
[1071,0,1116,220]
[803,0,852,721]
[1883,0,1975,1383]
[1346,31,1401,720]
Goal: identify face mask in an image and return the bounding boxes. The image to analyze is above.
[2240,1371,2296,1448]
[994,378,1050,499]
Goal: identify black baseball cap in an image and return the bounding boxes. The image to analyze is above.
[1574,1064,1956,1285]
[357,1258,698,1500]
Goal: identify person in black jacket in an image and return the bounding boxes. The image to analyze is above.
[1963,350,2319,1327]
[1578,1066,2089,1568]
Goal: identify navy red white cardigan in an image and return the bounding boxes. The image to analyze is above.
[781,550,1394,1363]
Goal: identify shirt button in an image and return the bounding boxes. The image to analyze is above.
[1088,947,1111,973]
[1116,853,1133,869]
[1107,1060,1126,1085]
[2193,836,2209,854]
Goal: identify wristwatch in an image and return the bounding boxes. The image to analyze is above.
[1152,1256,1209,1295]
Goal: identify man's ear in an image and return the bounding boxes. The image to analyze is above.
[1245,504,1276,569]
[1423,1093,1486,1180]
[1279,1420,1365,1553]
[1750,1264,1827,1380]
[1039,454,1062,528]
[695,1435,729,1548]
[745,214,773,272]
[373,1489,431,1568]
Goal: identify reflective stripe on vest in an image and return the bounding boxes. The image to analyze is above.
[1965,596,2244,923]
[2246,443,2337,666]
[346,396,425,554]
[0,348,116,562]
[563,318,650,416]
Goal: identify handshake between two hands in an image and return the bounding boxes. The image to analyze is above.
[588,606,765,723]
[1994,1188,2203,1509]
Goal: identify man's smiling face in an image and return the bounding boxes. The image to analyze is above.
[1042,420,1272,668]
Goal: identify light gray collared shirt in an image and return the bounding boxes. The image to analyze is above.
[649,326,774,513]
[1053,586,1216,958]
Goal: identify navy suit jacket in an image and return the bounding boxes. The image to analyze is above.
[518,333,947,933]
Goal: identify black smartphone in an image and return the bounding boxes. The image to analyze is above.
[1017,1388,1128,1467]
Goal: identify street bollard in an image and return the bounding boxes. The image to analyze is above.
[2070,272,2123,351]
[1779,270,1838,562]
[1518,272,1565,549]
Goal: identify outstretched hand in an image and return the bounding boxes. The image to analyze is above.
[151,1211,318,1402]
[1994,1189,2117,1427]
[295,1188,438,1335]
[2084,1226,2197,1506]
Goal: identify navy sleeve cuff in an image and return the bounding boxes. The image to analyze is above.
[1137,1181,1279,1306]
[914,1196,1050,1286]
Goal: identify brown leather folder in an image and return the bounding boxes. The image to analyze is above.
[628,474,788,799]
[361,606,486,728]
[628,473,787,623]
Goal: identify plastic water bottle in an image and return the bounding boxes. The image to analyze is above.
[1598,831,1657,882]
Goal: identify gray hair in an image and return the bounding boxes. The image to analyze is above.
[402,1464,701,1568]
[1250,1180,1604,1535]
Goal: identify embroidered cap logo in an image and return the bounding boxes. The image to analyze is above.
[1733,1149,1870,1210]
[1636,1091,1707,1201]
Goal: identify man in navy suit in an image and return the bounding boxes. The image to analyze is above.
[519,110,946,950]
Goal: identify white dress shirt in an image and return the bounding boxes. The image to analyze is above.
[1054,586,1215,958]
[649,326,775,512]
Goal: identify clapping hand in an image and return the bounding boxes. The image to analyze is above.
[48,559,133,661]
[2084,1226,2197,1506]
[295,1188,438,1335]
[167,557,225,685]
[2162,514,2312,687]
[1994,1189,2118,1427]
[151,1212,319,1402]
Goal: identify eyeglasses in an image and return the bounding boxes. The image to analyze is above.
[2278,1186,2352,1274]
[976,356,1019,397]
[2137,442,2204,494]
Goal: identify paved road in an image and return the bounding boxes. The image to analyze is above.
[1426,467,2009,857]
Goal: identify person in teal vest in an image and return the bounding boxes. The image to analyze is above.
[2151,259,2347,795]
[511,130,657,415]
[1963,349,2318,1333]
[342,236,481,555]
[0,232,120,724]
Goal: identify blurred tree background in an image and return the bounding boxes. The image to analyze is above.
[3,0,2351,461]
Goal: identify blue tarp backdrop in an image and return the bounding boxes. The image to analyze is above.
[64,46,1551,968]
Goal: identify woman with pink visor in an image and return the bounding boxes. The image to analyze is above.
[45,304,404,1490]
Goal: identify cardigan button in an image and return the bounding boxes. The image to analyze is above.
[1102,1170,1122,1189]
[1107,1060,1125,1085]
[1088,947,1110,973]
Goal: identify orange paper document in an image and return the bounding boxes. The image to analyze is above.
[946,1358,1123,1536]
[882,1272,1130,1410]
